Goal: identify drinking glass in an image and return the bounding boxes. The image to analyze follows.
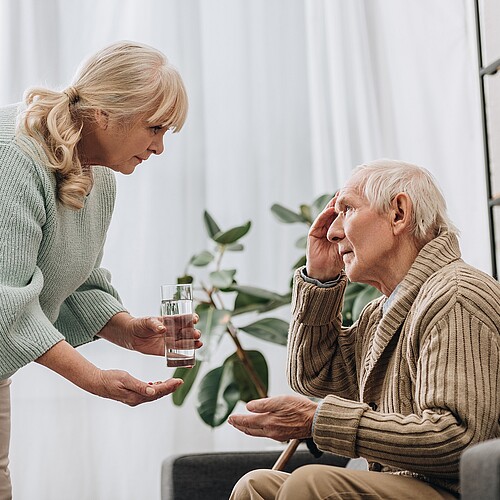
[160,284,196,367]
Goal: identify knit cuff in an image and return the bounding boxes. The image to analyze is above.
[55,291,126,347]
[301,268,343,288]
[312,394,370,458]
[292,268,347,326]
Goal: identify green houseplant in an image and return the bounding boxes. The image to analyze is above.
[171,195,380,427]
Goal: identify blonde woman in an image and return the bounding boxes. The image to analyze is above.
[0,41,201,499]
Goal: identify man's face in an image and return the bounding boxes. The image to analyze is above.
[327,177,396,288]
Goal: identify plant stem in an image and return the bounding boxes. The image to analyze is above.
[215,244,226,270]
[225,320,268,399]
[207,292,268,399]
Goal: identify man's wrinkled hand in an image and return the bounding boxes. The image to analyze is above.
[228,395,318,442]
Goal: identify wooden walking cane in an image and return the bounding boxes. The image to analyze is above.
[223,319,303,471]
[272,438,301,470]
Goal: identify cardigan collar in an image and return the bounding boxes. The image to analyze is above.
[360,232,462,396]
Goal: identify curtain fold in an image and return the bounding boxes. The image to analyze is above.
[1,1,488,499]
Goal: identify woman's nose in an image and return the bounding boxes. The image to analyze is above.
[150,135,165,155]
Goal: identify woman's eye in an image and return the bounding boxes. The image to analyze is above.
[343,205,352,214]
[151,126,163,134]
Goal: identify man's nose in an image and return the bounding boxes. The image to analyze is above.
[326,214,344,242]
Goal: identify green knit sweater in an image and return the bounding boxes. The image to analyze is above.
[288,232,500,495]
[0,104,126,380]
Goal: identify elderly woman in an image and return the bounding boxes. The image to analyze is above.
[229,159,500,499]
[0,41,201,498]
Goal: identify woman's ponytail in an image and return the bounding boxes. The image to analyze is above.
[21,86,92,210]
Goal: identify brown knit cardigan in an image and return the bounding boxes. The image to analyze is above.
[287,232,500,495]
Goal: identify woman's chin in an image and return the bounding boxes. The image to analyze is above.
[104,162,137,175]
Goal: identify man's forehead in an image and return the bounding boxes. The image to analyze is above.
[336,183,360,203]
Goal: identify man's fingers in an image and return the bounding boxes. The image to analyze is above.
[228,413,269,432]
[245,397,276,413]
[309,207,337,236]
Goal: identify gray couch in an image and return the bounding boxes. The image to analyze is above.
[161,449,349,500]
[460,438,500,499]
[161,438,500,499]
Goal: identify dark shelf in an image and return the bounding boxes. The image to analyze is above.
[475,0,499,279]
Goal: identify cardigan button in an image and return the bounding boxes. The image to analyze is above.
[371,462,382,472]
[368,402,378,411]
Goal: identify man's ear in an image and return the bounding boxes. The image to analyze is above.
[94,109,109,130]
[390,192,412,235]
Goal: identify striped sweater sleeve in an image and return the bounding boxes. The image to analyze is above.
[287,269,360,401]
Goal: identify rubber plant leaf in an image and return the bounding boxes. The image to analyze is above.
[239,318,289,345]
[189,250,214,267]
[270,203,307,224]
[196,364,240,427]
[209,269,237,289]
[172,361,203,406]
[230,350,269,402]
[351,285,382,321]
[204,210,221,239]
[195,306,231,359]
[213,221,251,245]
[311,194,333,218]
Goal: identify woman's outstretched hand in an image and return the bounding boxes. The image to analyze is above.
[89,368,184,406]
[35,339,184,406]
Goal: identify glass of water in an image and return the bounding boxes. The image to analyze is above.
[160,283,196,367]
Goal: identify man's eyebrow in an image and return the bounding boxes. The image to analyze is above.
[334,194,347,209]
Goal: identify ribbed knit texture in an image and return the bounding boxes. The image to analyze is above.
[287,232,500,495]
[0,104,126,379]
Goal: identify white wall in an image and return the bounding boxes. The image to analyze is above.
[0,1,491,499]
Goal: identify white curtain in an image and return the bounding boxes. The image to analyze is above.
[0,1,489,499]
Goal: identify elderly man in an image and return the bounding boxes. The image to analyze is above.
[228,159,500,499]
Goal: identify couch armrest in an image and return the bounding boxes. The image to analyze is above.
[161,449,349,500]
[460,438,500,500]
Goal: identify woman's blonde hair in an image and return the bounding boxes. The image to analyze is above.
[353,159,459,243]
[18,40,188,210]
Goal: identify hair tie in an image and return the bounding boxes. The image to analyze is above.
[63,86,80,105]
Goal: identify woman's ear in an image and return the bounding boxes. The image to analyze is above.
[390,192,412,235]
[94,109,109,130]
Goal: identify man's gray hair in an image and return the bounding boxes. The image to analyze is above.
[353,159,459,243]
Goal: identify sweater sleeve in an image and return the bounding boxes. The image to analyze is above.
[0,146,64,378]
[287,268,360,400]
[54,250,127,347]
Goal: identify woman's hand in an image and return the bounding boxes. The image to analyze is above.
[306,196,344,281]
[228,395,318,442]
[36,340,184,406]
[98,312,203,356]
[90,368,183,406]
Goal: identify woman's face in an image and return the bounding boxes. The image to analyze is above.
[83,113,169,174]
